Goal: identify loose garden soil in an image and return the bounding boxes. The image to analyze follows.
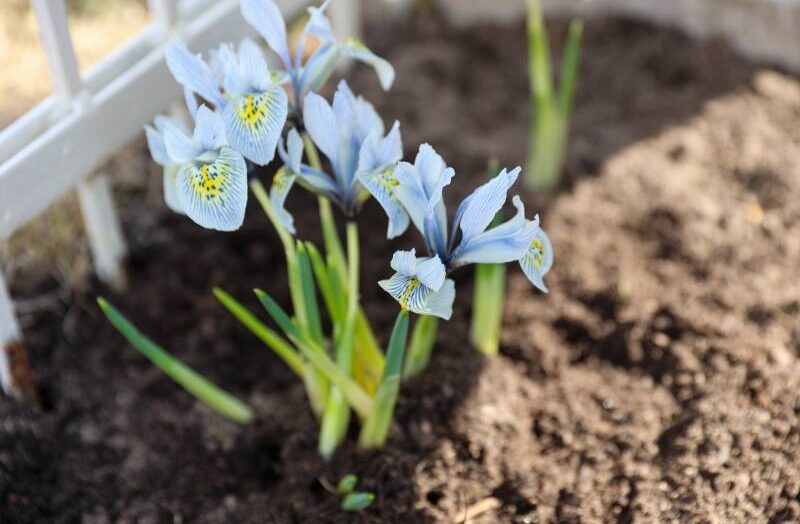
[2,9,800,523]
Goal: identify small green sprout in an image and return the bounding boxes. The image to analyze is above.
[342,492,375,512]
[333,474,375,512]
[337,474,359,495]
[525,0,583,192]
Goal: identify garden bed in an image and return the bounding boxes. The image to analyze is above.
[3,9,800,523]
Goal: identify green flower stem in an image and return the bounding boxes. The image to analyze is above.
[319,221,360,458]
[98,298,253,425]
[402,314,439,379]
[250,179,329,415]
[255,290,373,419]
[358,310,410,450]
[213,287,305,376]
[470,263,507,355]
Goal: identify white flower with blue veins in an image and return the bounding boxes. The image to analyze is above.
[379,250,455,320]
[160,106,248,232]
[164,37,288,166]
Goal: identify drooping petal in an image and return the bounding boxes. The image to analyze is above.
[164,40,225,108]
[358,165,409,239]
[145,124,169,166]
[223,86,288,165]
[456,167,521,247]
[450,196,538,266]
[415,256,446,291]
[378,273,454,320]
[193,105,227,151]
[341,37,395,90]
[296,165,340,202]
[270,166,297,234]
[303,92,339,164]
[162,164,183,213]
[163,121,202,164]
[389,249,417,276]
[240,0,292,70]
[519,226,553,293]
[305,1,334,43]
[176,146,248,231]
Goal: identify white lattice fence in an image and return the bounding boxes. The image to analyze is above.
[0,0,360,401]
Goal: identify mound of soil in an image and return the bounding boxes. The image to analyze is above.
[3,10,800,523]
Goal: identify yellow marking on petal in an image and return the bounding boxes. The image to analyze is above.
[191,162,229,204]
[399,277,420,310]
[236,94,271,132]
[272,167,289,192]
[529,239,545,268]
[377,167,399,191]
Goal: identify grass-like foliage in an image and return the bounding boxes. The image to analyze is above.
[525,0,583,192]
[102,0,554,460]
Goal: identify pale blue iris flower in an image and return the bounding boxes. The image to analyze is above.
[240,0,394,112]
[160,105,248,232]
[271,80,401,231]
[164,37,288,166]
[378,249,455,320]
[377,144,553,312]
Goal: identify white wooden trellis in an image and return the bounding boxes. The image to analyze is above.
[0,0,361,401]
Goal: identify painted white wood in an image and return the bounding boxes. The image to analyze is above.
[30,0,83,102]
[0,272,21,396]
[0,0,310,239]
[77,176,128,288]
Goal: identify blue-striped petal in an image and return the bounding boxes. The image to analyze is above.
[270,166,296,234]
[176,146,248,231]
[389,249,417,276]
[164,40,225,108]
[519,227,553,293]
[240,0,292,70]
[222,86,288,165]
[450,196,538,266]
[415,256,446,290]
[358,121,401,174]
[378,273,454,320]
[238,39,271,92]
[457,167,520,247]
[341,37,395,91]
[359,165,409,239]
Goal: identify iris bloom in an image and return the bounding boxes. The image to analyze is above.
[372,144,553,311]
[270,80,401,231]
[378,250,455,320]
[164,37,288,166]
[241,0,394,112]
[157,105,248,231]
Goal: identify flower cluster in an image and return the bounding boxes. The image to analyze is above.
[132,0,555,452]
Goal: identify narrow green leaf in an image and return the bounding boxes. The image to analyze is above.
[97,297,253,425]
[297,242,324,345]
[341,492,374,512]
[255,290,373,419]
[213,288,305,376]
[359,310,409,449]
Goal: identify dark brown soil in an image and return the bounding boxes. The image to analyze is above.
[3,9,800,523]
